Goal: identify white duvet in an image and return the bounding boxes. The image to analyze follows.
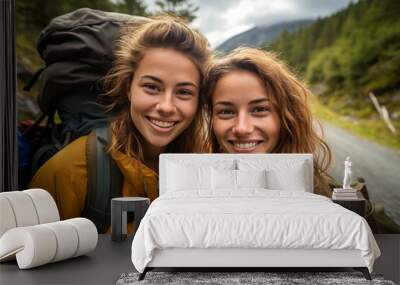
[131,190,380,273]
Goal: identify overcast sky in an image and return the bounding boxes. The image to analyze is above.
[147,0,356,48]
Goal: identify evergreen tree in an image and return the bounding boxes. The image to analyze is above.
[154,0,199,23]
[116,0,148,16]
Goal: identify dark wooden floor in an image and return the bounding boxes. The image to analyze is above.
[0,234,398,284]
[373,234,400,284]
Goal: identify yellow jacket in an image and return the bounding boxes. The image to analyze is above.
[29,134,158,221]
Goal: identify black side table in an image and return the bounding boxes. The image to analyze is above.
[332,192,367,218]
[111,197,150,242]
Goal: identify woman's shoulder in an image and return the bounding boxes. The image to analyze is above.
[29,135,90,219]
[46,135,88,167]
[30,135,89,182]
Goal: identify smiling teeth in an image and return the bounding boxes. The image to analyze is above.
[234,142,258,149]
[150,119,175,128]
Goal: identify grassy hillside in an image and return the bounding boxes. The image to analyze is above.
[310,94,400,150]
[267,0,400,148]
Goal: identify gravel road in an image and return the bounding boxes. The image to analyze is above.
[324,123,400,225]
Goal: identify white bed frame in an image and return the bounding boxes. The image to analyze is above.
[139,154,371,280]
[148,248,366,267]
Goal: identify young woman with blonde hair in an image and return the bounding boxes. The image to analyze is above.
[206,47,332,196]
[30,16,211,231]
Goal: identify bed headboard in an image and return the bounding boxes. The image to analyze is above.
[159,154,314,195]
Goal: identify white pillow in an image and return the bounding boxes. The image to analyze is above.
[267,162,307,191]
[237,169,267,189]
[211,168,236,190]
[167,162,211,191]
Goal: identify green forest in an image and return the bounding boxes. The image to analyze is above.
[16,0,400,148]
[268,0,400,148]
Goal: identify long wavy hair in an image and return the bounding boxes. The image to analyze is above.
[103,15,211,165]
[205,48,332,196]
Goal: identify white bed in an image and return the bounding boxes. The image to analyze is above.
[131,154,380,280]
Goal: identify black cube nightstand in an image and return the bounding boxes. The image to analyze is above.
[332,192,367,218]
[111,197,150,242]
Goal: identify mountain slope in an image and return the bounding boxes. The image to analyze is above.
[269,0,400,117]
[217,19,313,53]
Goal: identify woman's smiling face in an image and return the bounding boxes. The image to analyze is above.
[129,48,200,154]
[212,70,281,153]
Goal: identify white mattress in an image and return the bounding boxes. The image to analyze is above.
[131,190,380,273]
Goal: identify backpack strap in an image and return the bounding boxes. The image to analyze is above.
[84,125,122,233]
[23,67,45,92]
